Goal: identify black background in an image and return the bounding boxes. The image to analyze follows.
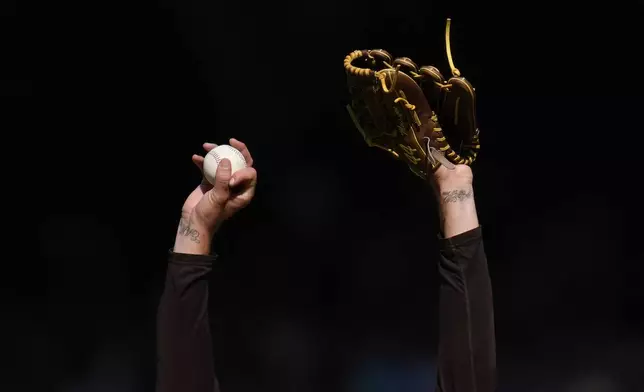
[9,0,644,391]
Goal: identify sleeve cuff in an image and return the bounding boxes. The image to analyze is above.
[437,225,483,250]
[168,248,218,265]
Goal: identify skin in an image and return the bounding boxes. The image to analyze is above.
[174,140,476,256]
[431,164,478,238]
[173,138,257,255]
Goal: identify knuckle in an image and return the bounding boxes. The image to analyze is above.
[244,167,257,179]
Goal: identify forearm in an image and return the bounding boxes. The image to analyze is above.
[174,215,213,255]
[156,219,220,392]
[438,182,478,239]
[434,182,496,392]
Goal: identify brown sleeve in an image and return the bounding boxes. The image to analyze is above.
[435,226,497,392]
[156,250,220,392]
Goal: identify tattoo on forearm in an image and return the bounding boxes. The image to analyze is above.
[177,218,201,243]
[441,189,473,203]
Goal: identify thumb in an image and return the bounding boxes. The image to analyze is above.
[208,158,232,206]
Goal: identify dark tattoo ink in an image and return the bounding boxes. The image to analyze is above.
[441,189,473,203]
[178,218,201,243]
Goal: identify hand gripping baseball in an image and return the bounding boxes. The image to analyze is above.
[182,138,257,235]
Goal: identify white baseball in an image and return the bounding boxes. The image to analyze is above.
[203,144,248,185]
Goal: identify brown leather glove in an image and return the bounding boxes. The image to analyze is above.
[344,18,481,180]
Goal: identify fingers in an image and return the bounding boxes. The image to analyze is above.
[193,142,217,172]
[193,140,253,191]
[229,167,257,188]
[192,155,212,187]
[193,143,217,178]
[229,138,254,167]
[208,158,232,206]
[192,154,205,172]
[203,142,217,152]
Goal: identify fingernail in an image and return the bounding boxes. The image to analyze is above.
[220,159,231,168]
[229,177,236,186]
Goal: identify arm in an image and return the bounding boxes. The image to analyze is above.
[434,173,497,392]
[156,220,220,392]
[156,139,257,392]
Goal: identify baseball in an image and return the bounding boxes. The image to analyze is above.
[203,144,248,185]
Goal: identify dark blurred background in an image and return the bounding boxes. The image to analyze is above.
[9,0,644,391]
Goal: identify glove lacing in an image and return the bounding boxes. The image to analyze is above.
[358,18,466,173]
[373,58,456,171]
[424,137,456,170]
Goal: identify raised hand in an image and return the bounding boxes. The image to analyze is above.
[174,138,257,254]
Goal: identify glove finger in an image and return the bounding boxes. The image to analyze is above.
[369,49,392,65]
[441,77,478,164]
[393,57,418,73]
[450,78,477,138]
[419,65,446,113]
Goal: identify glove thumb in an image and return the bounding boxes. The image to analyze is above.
[208,158,232,206]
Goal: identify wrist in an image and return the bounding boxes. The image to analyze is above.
[435,180,473,204]
[436,184,478,238]
[173,216,213,255]
[432,165,473,193]
[436,176,472,191]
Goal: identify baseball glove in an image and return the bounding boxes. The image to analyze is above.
[344,18,480,180]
